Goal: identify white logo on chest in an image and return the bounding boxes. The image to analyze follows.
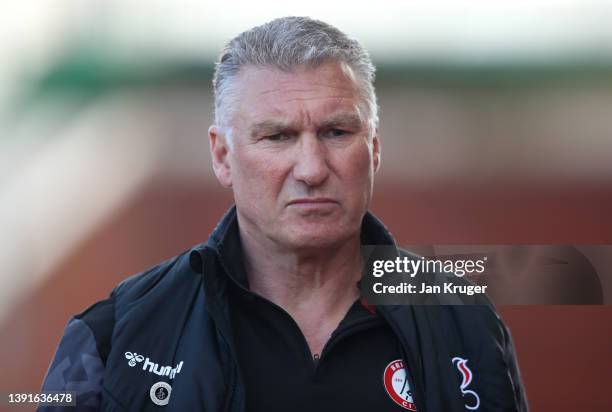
[124,352,184,380]
[452,357,480,410]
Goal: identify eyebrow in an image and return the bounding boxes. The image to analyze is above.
[318,113,364,130]
[249,120,292,137]
[249,112,365,137]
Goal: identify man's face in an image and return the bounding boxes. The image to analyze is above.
[210,61,380,251]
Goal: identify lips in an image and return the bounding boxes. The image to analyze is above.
[287,198,340,214]
[288,198,338,206]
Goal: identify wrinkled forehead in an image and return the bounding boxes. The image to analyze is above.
[228,62,368,131]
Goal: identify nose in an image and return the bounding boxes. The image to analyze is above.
[292,134,330,187]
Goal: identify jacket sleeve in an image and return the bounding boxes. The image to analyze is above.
[456,293,529,412]
[474,302,529,412]
[502,323,529,412]
[38,298,114,412]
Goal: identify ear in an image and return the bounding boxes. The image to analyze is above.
[209,125,233,188]
[372,132,381,173]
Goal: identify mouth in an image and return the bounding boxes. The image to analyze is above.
[287,198,339,211]
[288,198,338,206]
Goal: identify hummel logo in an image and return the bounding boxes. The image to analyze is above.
[125,352,144,367]
[124,351,184,380]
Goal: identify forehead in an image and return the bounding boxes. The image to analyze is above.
[230,61,366,129]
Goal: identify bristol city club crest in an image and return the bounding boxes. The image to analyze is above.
[383,359,417,411]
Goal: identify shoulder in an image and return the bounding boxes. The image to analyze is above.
[109,246,205,309]
[55,247,198,360]
[112,252,183,301]
[65,251,188,339]
[73,297,116,363]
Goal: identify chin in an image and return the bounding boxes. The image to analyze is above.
[282,225,354,250]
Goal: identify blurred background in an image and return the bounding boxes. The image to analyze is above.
[1,0,611,410]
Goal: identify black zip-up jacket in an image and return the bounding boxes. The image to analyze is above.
[40,206,528,411]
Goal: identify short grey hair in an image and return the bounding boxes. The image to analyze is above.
[212,16,378,143]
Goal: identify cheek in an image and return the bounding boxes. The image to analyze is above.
[334,144,374,205]
[231,150,286,199]
[343,144,374,184]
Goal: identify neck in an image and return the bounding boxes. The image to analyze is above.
[238,222,362,318]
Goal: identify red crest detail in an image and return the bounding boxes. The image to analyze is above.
[383,359,417,411]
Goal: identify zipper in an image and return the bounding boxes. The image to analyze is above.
[316,316,383,368]
[228,281,379,375]
[218,253,384,377]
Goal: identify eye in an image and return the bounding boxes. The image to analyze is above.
[264,133,290,141]
[323,129,350,138]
